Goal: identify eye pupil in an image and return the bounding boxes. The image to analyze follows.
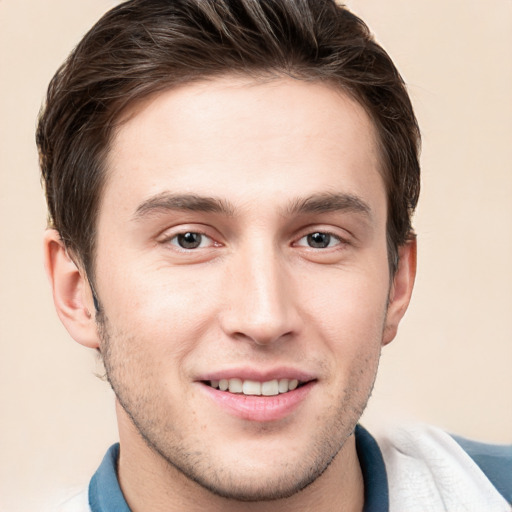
[177,232,202,249]
[307,232,331,248]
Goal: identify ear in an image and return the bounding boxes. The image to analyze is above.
[382,237,417,346]
[43,229,100,349]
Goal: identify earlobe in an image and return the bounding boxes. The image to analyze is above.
[43,229,100,349]
[382,237,417,345]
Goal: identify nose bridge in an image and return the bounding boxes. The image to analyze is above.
[220,239,298,345]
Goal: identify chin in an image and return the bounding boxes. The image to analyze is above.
[149,428,347,503]
[183,463,330,502]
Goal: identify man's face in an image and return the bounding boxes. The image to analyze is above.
[94,76,395,500]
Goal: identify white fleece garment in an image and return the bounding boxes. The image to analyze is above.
[378,424,511,512]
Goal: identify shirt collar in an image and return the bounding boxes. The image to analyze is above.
[89,443,130,512]
[355,424,390,512]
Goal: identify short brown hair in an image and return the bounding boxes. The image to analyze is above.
[37,0,420,277]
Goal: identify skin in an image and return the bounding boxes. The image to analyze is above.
[44,76,416,512]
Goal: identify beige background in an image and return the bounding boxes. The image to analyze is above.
[0,1,511,510]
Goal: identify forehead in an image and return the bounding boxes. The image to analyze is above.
[103,76,384,220]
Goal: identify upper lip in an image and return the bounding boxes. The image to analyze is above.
[196,366,317,383]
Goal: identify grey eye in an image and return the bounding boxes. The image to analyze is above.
[176,232,203,249]
[307,232,332,248]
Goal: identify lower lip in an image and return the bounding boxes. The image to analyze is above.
[199,381,315,422]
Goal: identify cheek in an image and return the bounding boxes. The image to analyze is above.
[304,268,390,341]
[98,262,221,361]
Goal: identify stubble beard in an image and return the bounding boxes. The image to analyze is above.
[96,311,380,503]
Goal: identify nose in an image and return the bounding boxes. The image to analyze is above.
[219,245,301,346]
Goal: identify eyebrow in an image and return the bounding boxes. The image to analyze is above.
[133,193,236,220]
[285,192,372,219]
[132,191,372,221]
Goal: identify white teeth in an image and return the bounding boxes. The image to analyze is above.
[242,380,261,395]
[228,378,243,393]
[261,379,279,396]
[278,379,289,393]
[209,378,302,395]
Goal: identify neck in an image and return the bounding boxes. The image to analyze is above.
[116,403,364,512]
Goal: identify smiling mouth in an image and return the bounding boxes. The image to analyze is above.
[204,378,308,396]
